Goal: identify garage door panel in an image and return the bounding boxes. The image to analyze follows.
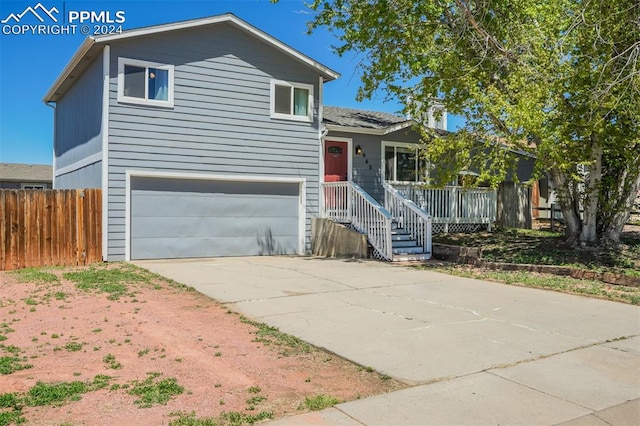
[133,216,298,238]
[130,177,301,260]
[132,193,298,218]
[132,234,299,258]
[132,177,298,196]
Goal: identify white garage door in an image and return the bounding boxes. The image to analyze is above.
[130,176,301,260]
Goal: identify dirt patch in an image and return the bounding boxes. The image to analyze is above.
[0,264,404,425]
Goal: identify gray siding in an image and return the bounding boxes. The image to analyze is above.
[328,128,424,203]
[0,181,51,189]
[106,23,322,260]
[54,53,103,187]
[54,161,102,189]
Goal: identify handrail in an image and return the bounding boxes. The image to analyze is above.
[322,181,393,260]
[391,183,496,224]
[383,183,432,254]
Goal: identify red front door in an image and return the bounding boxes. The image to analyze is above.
[324,141,348,182]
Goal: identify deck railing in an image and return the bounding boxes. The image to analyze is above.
[391,183,497,227]
[322,182,393,260]
[383,184,432,255]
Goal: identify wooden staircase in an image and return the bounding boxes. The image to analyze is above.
[390,220,432,262]
[321,182,432,262]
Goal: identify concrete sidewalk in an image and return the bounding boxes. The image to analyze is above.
[136,256,640,425]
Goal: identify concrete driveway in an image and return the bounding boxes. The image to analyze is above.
[136,256,640,425]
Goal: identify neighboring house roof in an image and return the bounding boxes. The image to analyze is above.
[43,13,340,103]
[0,163,52,183]
[323,106,448,136]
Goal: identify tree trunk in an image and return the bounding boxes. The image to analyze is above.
[580,142,602,245]
[600,169,640,247]
[548,168,581,246]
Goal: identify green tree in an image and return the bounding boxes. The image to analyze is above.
[308,0,640,247]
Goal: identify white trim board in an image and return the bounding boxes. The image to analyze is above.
[124,170,307,261]
[381,140,424,182]
[101,45,110,261]
[54,152,102,177]
[269,79,314,123]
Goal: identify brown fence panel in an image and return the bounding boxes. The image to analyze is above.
[497,182,532,229]
[0,189,102,271]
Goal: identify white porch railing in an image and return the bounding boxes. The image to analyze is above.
[322,181,393,260]
[391,183,497,231]
[383,183,432,255]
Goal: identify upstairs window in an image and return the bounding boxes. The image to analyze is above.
[118,58,174,107]
[271,80,313,122]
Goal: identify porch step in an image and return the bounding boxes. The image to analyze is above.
[390,222,426,257]
[392,245,424,255]
[391,233,412,241]
[392,252,432,262]
[392,240,420,248]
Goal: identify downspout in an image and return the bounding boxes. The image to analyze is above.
[45,102,56,188]
[318,76,326,220]
[101,45,110,261]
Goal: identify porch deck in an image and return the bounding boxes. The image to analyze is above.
[390,183,497,233]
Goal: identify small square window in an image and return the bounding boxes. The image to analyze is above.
[271,80,313,122]
[21,184,46,190]
[118,58,174,107]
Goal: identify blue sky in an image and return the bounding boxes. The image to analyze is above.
[0,0,459,165]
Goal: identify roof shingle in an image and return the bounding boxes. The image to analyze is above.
[323,106,408,129]
[0,163,53,182]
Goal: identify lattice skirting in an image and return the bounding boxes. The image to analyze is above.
[432,223,490,234]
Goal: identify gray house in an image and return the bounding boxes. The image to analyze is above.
[45,13,509,263]
[0,163,53,189]
[44,14,339,261]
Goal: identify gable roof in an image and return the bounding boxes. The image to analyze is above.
[0,163,52,183]
[324,105,428,135]
[323,106,407,129]
[44,13,340,103]
[323,106,450,136]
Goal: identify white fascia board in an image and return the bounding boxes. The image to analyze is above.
[53,152,102,177]
[126,170,306,184]
[101,45,110,261]
[43,37,96,103]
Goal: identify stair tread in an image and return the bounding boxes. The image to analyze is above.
[392,246,425,254]
[391,253,432,262]
[392,241,419,247]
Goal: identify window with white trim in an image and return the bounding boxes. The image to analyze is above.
[117,58,174,107]
[383,142,427,182]
[270,80,313,121]
[21,184,46,190]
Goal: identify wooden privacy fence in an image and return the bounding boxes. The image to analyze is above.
[0,189,101,271]
[497,182,532,229]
